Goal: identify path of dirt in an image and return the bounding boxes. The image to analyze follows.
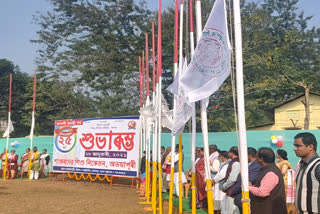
[0,179,151,214]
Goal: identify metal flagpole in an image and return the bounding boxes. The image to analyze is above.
[28,72,37,180]
[195,0,214,213]
[145,32,152,206]
[151,22,158,213]
[169,0,179,213]
[157,1,163,212]
[178,0,184,213]
[233,0,250,213]
[3,73,12,181]
[189,0,197,213]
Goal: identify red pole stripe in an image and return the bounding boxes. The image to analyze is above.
[174,0,179,64]
[145,33,149,97]
[152,22,156,92]
[32,72,36,112]
[142,51,145,105]
[139,56,142,108]
[189,0,194,32]
[8,74,12,113]
[159,0,162,77]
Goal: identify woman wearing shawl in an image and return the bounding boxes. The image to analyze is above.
[40,149,51,177]
[195,148,207,208]
[276,149,297,214]
[20,148,30,177]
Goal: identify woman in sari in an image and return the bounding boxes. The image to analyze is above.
[276,149,297,214]
[195,148,207,208]
[7,150,18,179]
[20,148,30,177]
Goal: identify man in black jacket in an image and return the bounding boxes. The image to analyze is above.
[231,147,261,213]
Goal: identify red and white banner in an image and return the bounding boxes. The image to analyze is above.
[52,116,140,177]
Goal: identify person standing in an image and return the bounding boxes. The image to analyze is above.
[139,151,146,195]
[40,149,51,177]
[294,132,320,214]
[276,149,297,213]
[195,148,207,208]
[20,148,30,177]
[7,150,18,179]
[161,147,170,193]
[222,146,240,214]
[249,147,287,214]
[173,144,187,197]
[30,147,41,180]
[209,144,220,179]
[212,150,230,214]
[162,147,172,193]
[0,149,7,177]
[231,147,261,213]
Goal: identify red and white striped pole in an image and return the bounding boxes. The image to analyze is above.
[157,0,163,213]
[168,0,179,213]
[3,73,13,180]
[28,72,37,180]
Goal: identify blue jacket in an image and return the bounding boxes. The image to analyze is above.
[231,160,262,212]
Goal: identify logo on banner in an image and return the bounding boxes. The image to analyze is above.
[193,29,228,77]
[128,121,136,129]
[54,127,77,153]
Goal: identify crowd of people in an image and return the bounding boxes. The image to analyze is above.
[0,147,51,180]
[140,132,320,214]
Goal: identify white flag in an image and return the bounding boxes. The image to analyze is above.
[3,118,14,138]
[170,59,193,136]
[29,112,35,139]
[180,0,231,102]
[160,93,173,130]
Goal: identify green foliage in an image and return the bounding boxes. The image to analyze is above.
[32,0,153,118]
[30,0,320,133]
[0,59,30,137]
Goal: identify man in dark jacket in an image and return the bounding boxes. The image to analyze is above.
[231,147,261,213]
[249,147,287,214]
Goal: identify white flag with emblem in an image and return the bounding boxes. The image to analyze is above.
[180,0,231,102]
[168,59,192,136]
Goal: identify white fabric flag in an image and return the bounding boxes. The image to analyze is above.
[29,112,35,139]
[168,59,193,136]
[160,93,173,130]
[3,118,14,138]
[180,0,231,102]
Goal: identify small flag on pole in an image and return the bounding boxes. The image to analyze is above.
[180,0,231,102]
[168,59,192,136]
[3,119,14,138]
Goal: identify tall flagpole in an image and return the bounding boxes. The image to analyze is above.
[28,72,37,180]
[142,50,150,202]
[189,0,197,213]
[178,0,184,213]
[195,0,214,213]
[151,22,158,214]
[3,73,12,181]
[145,34,152,205]
[139,56,143,160]
[233,0,250,213]
[169,0,179,213]
[157,1,163,212]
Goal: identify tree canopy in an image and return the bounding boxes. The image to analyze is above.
[2,0,314,135]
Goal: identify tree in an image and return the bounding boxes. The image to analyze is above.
[32,0,153,117]
[0,59,30,137]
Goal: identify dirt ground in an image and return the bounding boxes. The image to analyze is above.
[0,179,155,214]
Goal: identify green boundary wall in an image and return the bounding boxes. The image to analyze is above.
[0,130,319,170]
